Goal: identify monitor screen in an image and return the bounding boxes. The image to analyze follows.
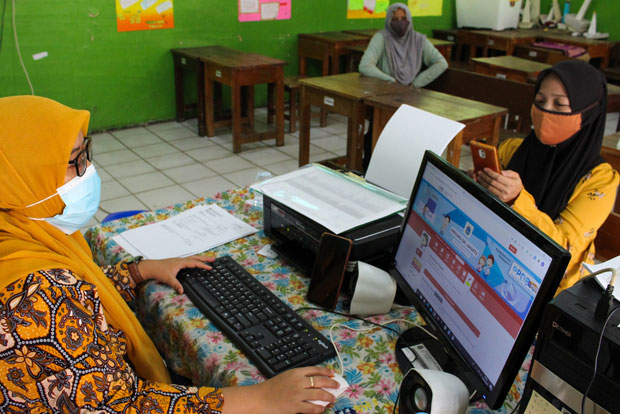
[391,151,569,409]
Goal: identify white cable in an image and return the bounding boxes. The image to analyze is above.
[12,0,34,95]
[327,318,438,375]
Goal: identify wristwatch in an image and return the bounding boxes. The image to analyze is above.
[127,256,145,284]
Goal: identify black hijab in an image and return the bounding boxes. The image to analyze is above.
[506,60,607,220]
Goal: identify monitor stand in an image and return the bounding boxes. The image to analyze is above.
[395,327,479,398]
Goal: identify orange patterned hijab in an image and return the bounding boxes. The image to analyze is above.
[0,96,170,383]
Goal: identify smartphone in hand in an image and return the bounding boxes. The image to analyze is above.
[307,233,353,310]
[471,141,501,175]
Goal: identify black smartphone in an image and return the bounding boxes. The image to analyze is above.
[307,233,353,310]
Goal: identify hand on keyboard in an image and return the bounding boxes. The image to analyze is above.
[177,256,337,377]
[138,255,215,293]
[221,366,341,414]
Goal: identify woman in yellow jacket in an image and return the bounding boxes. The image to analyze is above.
[476,60,619,292]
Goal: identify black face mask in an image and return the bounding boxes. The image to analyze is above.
[390,19,409,37]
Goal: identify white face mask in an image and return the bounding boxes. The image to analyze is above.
[27,165,101,234]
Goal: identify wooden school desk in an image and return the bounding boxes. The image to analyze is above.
[342,28,379,38]
[171,46,286,153]
[456,29,536,60]
[472,56,550,83]
[364,89,507,167]
[538,31,612,68]
[298,73,410,170]
[512,43,589,65]
[298,32,369,75]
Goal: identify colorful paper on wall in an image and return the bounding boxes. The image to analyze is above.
[347,0,389,19]
[116,0,174,32]
[408,0,443,17]
[239,0,291,22]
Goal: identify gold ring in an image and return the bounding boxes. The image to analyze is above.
[309,376,314,388]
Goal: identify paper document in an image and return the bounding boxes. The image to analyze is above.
[260,2,279,19]
[253,164,407,234]
[239,0,260,13]
[365,104,465,199]
[112,205,257,260]
[583,255,620,301]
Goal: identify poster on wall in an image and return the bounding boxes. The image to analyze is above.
[116,0,174,32]
[238,0,292,22]
[408,0,443,16]
[347,0,389,19]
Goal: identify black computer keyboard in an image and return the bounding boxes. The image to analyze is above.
[177,255,336,377]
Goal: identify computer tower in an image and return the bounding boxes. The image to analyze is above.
[519,278,620,414]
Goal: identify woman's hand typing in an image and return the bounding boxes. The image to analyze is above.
[136,256,215,293]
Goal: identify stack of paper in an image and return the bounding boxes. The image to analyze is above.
[112,204,256,259]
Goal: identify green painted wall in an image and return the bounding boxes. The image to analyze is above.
[0,1,455,131]
[540,0,619,41]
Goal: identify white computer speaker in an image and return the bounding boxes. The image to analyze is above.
[348,261,397,316]
[399,368,469,414]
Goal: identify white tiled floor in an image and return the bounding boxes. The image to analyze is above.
[88,108,474,227]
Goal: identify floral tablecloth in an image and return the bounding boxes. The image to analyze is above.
[85,188,527,414]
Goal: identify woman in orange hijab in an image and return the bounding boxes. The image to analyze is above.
[0,96,336,413]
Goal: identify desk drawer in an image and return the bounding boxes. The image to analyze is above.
[205,64,233,84]
[473,64,530,83]
[174,55,201,72]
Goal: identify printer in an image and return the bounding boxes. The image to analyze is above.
[263,194,403,276]
[519,277,620,414]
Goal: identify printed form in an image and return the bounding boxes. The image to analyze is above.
[254,164,407,234]
[112,205,256,259]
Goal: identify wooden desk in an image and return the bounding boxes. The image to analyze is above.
[512,43,587,65]
[345,38,454,72]
[197,46,286,153]
[298,32,369,75]
[342,28,379,38]
[298,73,409,170]
[457,29,536,59]
[538,32,612,68]
[472,56,550,83]
[365,89,507,166]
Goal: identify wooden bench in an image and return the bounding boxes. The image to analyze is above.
[426,67,535,133]
[594,146,620,262]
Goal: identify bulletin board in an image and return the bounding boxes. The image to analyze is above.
[116,0,174,32]
[408,0,443,17]
[238,0,292,22]
[347,0,389,19]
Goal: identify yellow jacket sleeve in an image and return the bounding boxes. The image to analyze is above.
[498,138,620,291]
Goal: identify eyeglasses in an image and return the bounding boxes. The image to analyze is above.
[67,136,93,177]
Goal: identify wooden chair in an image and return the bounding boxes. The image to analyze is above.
[594,146,620,262]
[268,39,330,133]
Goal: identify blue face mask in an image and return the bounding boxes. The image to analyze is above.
[28,164,101,234]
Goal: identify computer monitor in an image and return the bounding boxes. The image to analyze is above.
[390,151,570,410]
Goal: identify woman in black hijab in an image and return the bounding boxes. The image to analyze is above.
[476,60,619,292]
